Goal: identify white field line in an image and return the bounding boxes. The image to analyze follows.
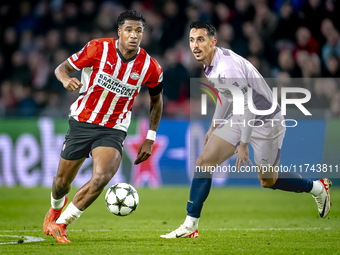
[0,234,45,245]
[0,227,331,233]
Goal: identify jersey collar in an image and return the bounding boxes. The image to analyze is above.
[116,39,140,63]
[204,47,218,76]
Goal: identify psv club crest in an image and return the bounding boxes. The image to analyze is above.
[130,72,140,80]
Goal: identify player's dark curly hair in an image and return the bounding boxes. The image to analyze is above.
[190,21,216,38]
[117,10,146,27]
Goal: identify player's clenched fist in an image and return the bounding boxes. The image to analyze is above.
[63,78,83,92]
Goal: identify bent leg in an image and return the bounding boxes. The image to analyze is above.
[253,141,313,193]
[72,147,122,211]
[197,134,236,168]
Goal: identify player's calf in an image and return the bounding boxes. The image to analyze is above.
[53,175,72,198]
[265,172,332,218]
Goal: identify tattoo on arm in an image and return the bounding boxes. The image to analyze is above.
[149,91,163,132]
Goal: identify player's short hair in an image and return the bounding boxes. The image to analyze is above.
[117,10,146,27]
[190,21,216,38]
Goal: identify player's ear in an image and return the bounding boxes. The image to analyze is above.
[211,38,217,47]
[118,27,121,37]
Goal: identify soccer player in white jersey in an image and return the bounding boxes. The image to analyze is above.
[43,10,164,243]
[160,21,332,239]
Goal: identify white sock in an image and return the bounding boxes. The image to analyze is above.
[183,215,199,229]
[310,181,323,196]
[56,202,83,225]
[51,193,65,210]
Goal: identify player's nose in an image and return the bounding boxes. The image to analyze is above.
[130,31,137,38]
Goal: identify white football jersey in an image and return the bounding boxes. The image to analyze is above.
[203,47,281,123]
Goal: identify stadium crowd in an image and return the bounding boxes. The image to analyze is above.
[0,0,340,118]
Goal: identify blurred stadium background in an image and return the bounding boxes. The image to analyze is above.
[0,0,340,188]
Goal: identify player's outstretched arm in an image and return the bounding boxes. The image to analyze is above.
[55,60,83,92]
[134,90,163,165]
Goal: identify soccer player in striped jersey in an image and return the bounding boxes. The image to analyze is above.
[160,21,332,239]
[43,10,164,243]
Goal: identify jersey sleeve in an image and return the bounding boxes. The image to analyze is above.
[67,40,97,71]
[220,69,254,144]
[145,58,163,88]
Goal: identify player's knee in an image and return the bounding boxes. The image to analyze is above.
[196,154,212,168]
[53,175,71,193]
[91,173,113,190]
[259,178,275,188]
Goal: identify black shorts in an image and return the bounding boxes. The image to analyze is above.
[60,117,127,160]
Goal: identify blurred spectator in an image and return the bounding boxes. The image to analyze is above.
[79,0,97,31]
[160,0,186,50]
[10,51,31,83]
[28,51,49,89]
[299,0,329,44]
[324,54,340,77]
[253,1,278,42]
[231,0,255,39]
[214,2,234,26]
[277,49,301,77]
[2,27,19,68]
[274,1,300,42]
[40,92,65,118]
[19,30,35,56]
[0,54,7,81]
[96,2,120,32]
[247,37,272,77]
[217,23,234,49]
[296,51,321,78]
[321,19,340,65]
[220,21,249,58]
[63,3,79,27]
[292,27,320,60]
[15,1,37,34]
[198,0,215,24]
[45,29,61,54]
[0,3,17,29]
[51,10,65,30]
[162,48,189,102]
[63,27,81,53]
[34,0,53,35]
[0,80,16,116]
[12,81,37,116]
[47,49,70,93]
[32,89,48,114]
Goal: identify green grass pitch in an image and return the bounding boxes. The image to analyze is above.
[0,186,339,254]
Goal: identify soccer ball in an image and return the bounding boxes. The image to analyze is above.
[105,183,139,216]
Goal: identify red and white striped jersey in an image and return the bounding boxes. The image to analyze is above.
[67,38,163,132]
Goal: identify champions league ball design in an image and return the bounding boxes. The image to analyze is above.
[105,183,139,216]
